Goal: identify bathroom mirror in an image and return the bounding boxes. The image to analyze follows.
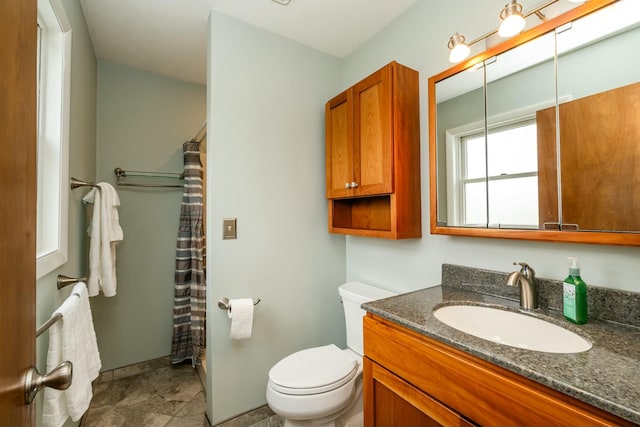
[429,0,640,246]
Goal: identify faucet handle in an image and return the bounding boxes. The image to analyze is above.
[513,262,535,276]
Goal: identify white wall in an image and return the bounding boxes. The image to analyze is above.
[343,0,640,293]
[207,11,346,423]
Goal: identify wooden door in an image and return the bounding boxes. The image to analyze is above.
[536,106,559,229]
[537,82,640,232]
[353,65,393,197]
[325,89,353,199]
[0,0,37,425]
[558,82,640,232]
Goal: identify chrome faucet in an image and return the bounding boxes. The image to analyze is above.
[506,262,537,310]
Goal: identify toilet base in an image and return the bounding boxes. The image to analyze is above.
[283,419,335,427]
[283,411,363,427]
[280,392,363,427]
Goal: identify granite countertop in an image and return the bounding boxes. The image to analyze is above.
[363,284,640,424]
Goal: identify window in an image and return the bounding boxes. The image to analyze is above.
[36,0,71,278]
[445,115,540,229]
[460,122,539,228]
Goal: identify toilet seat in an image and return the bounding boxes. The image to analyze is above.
[269,344,358,395]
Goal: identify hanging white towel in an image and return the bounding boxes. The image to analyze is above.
[42,283,102,427]
[83,182,123,297]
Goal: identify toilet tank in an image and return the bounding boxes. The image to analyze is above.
[338,282,396,356]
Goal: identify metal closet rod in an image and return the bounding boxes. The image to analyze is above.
[114,167,184,188]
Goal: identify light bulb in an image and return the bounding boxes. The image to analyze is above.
[499,14,526,36]
[499,1,526,37]
[447,33,471,63]
[449,44,471,63]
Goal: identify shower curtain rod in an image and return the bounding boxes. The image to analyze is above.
[114,167,184,188]
[193,120,206,143]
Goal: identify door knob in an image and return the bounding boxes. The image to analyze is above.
[24,361,72,404]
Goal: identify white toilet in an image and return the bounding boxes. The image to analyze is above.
[266,282,396,427]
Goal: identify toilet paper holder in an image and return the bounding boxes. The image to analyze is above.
[217,297,261,310]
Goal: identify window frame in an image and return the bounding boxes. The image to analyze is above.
[459,121,539,228]
[36,0,72,279]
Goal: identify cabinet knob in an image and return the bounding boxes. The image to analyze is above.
[345,182,351,189]
[351,182,359,188]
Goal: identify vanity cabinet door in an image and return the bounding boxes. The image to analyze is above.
[364,357,475,427]
[364,314,635,427]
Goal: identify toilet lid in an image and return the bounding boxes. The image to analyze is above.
[269,344,358,395]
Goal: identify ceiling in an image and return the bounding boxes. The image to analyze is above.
[80,0,419,86]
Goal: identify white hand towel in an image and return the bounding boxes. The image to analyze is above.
[83,187,101,296]
[42,283,102,427]
[83,183,123,297]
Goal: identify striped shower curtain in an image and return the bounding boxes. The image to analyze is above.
[171,140,206,366]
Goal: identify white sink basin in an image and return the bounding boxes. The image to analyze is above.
[433,305,592,353]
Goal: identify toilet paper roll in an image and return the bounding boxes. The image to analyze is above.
[227,298,254,340]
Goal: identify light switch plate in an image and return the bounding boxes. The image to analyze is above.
[223,218,237,240]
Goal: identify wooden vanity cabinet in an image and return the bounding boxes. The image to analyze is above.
[363,314,634,427]
[325,61,421,239]
[364,357,476,427]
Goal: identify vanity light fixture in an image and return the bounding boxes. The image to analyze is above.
[446,0,585,63]
[448,33,471,63]
[271,0,291,5]
[499,0,527,37]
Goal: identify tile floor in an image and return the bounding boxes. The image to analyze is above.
[81,360,206,427]
[214,406,283,427]
[80,356,284,427]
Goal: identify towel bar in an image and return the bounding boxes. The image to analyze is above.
[217,297,260,310]
[36,313,62,338]
[70,177,96,189]
[57,274,87,289]
[114,167,184,188]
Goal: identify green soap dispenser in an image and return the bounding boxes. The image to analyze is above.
[563,257,588,324]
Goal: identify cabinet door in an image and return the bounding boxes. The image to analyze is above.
[326,89,354,199]
[364,358,475,427]
[353,65,393,196]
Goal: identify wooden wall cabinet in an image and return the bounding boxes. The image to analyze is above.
[325,61,421,239]
[363,314,634,427]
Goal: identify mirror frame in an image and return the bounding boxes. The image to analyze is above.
[428,0,640,246]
